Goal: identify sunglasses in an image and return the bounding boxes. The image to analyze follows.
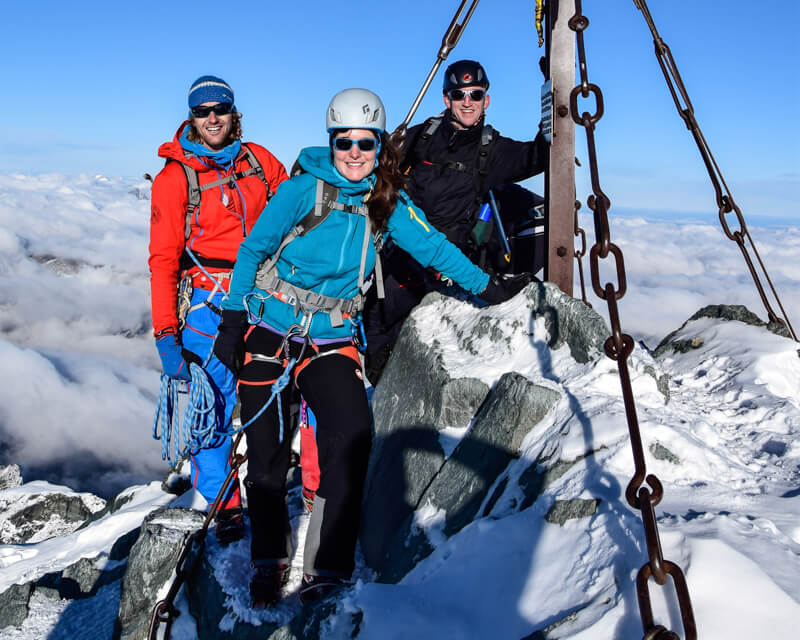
[447,89,486,101]
[190,103,235,118]
[332,137,379,152]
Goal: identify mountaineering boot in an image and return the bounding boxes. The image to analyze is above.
[299,573,346,604]
[250,563,289,607]
[214,506,245,545]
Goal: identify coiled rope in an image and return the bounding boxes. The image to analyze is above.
[152,362,218,462]
[153,354,299,462]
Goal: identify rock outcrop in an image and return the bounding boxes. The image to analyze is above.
[0,481,105,545]
[654,303,791,357]
[361,283,608,581]
[114,507,205,640]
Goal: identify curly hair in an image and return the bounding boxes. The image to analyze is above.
[366,132,407,231]
[186,112,243,146]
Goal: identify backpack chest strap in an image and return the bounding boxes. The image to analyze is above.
[252,270,364,328]
[199,165,261,192]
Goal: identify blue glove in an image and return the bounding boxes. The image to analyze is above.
[156,333,191,381]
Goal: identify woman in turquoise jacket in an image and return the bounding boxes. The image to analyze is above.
[213,88,526,607]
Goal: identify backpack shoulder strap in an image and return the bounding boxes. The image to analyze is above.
[295,179,339,235]
[240,143,272,198]
[408,114,444,166]
[473,124,499,207]
[178,161,201,241]
[256,179,346,277]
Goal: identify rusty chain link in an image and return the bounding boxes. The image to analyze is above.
[632,0,796,342]
[148,433,248,640]
[568,2,697,638]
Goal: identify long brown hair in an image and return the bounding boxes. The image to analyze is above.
[368,131,406,231]
[186,112,243,146]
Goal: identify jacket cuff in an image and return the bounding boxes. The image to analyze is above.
[154,326,178,339]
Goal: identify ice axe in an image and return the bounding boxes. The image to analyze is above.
[488,189,512,264]
[391,0,481,146]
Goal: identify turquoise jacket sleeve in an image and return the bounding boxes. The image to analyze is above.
[223,176,314,311]
[386,192,490,294]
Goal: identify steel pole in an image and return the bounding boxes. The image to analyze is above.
[544,0,576,296]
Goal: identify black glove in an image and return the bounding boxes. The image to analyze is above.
[213,310,249,375]
[478,273,533,305]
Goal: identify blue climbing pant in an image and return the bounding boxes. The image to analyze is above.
[181,288,241,509]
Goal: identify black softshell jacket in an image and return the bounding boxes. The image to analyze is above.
[402,115,548,249]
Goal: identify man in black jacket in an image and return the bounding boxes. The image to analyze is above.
[363,59,548,382]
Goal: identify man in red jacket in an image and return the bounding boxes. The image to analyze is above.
[149,75,288,543]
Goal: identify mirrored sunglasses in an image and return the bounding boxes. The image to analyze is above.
[447,89,486,101]
[332,137,379,152]
[190,103,235,118]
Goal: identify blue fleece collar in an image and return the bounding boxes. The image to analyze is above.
[296,146,376,195]
[179,128,241,169]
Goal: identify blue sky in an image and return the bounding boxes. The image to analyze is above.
[2,0,798,220]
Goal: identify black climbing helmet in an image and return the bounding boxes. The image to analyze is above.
[442,60,490,92]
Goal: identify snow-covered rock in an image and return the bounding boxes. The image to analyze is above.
[0,482,176,636]
[363,283,606,581]
[0,464,22,490]
[0,481,105,544]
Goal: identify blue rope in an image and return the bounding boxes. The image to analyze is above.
[231,357,296,442]
[182,362,217,451]
[152,363,219,462]
[152,372,182,462]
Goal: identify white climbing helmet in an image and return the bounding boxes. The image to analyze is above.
[326,88,386,133]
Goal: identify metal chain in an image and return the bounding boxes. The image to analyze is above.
[632,0,796,342]
[573,198,590,307]
[568,3,697,638]
[148,433,248,640]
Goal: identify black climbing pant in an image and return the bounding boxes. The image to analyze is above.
[238,326,371,577]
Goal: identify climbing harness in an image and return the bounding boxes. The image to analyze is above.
[177,249,233,328]
[568,3,697,637]
[392,0,481,145]
[148,434,248,640]
[632,0,796,342]
[232,322,311,443]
